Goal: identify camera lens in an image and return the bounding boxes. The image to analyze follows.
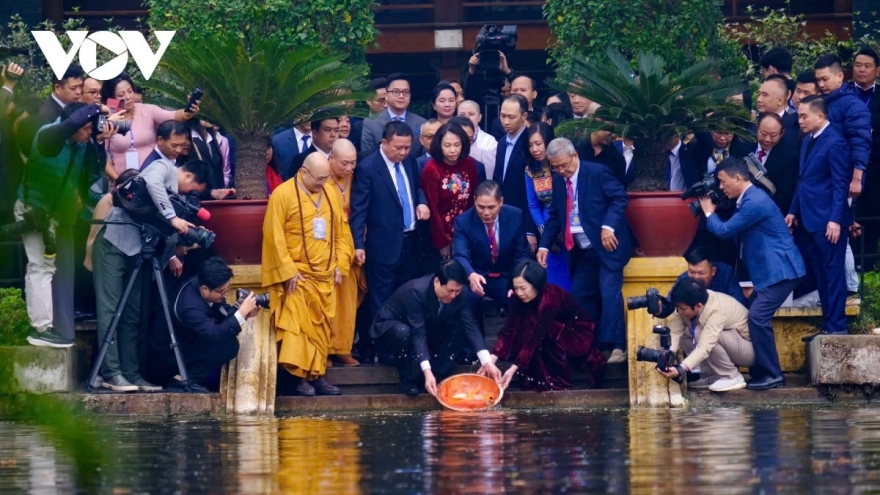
[635,346,661,363]
[626,296,648,310]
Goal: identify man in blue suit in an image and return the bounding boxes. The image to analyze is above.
[272,123,311,180]
[537,138,632,363]
[350,121,431,355]
[453,180,530,319]
[701,156,806,390]
[786,96,852,341]
[493,94,537,251]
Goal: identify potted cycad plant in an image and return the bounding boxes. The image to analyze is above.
[554,48,751,255]
[140,34,367,263]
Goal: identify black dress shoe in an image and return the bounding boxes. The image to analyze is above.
[399,382,421,396]
[165,381,211,393]
[745,375,785,391]
[311,377,341,396]
[802,330,847,343]
[294,379,316,396]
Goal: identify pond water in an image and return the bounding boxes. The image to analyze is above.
[1,406,880,494]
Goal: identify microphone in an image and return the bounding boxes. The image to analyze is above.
[196,208,211,222]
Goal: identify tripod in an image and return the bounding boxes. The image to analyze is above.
[86,221,193,392]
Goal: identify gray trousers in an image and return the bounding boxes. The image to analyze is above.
[92,229,145,381]
[15,200,75,339]
[681,328,755,381]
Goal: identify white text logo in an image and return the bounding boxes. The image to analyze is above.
[31,31,175,81]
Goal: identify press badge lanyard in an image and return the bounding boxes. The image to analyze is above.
[297,180,327,240]
[331,177,348,202]
[124,129,139,170]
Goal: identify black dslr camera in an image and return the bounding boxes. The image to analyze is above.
[681,172,732,217]
[113,176,215,248]
[474,25,517,72]
[0,208,56,257]
[235,288,270,309]
[636,326,681,382]
[627,288,664,314]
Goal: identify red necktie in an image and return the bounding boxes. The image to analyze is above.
[757,149,766,163]
[565,178,574,251]
[487,222,498,264]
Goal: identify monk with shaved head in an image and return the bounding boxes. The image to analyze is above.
[262,150,347,396]
[325,139,365,367]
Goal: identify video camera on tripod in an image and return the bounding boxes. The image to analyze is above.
[473,24,517,121]
[113,176,215,249]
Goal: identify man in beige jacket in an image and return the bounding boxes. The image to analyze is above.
[657,277,754,392]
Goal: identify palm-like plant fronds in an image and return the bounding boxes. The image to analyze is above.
[553,48,752,191]
[140,34,369,199]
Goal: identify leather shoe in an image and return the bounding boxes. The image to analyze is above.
[332,355,360,367]
[802,330,847,343]
[294,379,316,397]
[399,382,421,396]
[311,377,341,396]
[745,375,785,391]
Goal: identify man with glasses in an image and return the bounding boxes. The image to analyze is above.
[361,74,427,158]
[152,256,259,392]
[537,138,632,365]
[262,152,347,396]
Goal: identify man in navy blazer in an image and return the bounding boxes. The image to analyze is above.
[537,138,632,363]
[493,94,537,250]
[786,96,852,341]
[702,156,806,391]
[453,181,530,317]
[350,121,430,325]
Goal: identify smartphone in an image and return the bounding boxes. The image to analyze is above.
[106,98,121,112]
[185,88,203,112]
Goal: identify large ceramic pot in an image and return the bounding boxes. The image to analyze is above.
[625,192,699,257]
[201,200,268,265]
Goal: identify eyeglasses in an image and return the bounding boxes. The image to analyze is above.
[212,284,230,297]
[389,89,411,98]
[303,167,331,183]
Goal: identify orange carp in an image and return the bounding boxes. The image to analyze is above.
[436,373,503,411]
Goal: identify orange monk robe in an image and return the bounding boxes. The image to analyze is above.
[262,178,349,380]
[327,175,367,356]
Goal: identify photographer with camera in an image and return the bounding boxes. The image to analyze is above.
[93,152,210,391]
[13,102,118,348]
[147,256,260,392]
[656,278,754,392]
[644,247,747,319]
[700,156,805,391]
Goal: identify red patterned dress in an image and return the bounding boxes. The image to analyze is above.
[421,156,479,249]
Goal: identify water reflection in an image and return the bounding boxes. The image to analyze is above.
[1,407,880,494]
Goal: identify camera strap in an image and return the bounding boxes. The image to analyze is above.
[747,161,777,196]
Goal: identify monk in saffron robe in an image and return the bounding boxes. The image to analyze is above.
[326,139,366,367]
[262,152,347,396]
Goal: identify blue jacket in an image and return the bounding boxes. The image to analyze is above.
[271,128,306,181]
[452,204,530,278]
[541,160,632,271]
[494,129,536,235]
[707,186,805,291]
[824,84,872,172]
[349,149,427,265]
[790,123,852,232]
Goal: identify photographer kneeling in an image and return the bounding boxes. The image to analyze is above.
[658,277,754,392]
[150,256,259,392]
[93,152,210,392]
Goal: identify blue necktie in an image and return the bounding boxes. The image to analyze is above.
[395,163,413,230]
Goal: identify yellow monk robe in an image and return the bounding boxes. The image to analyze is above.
[327,175,367,355]
[262,178,348,380]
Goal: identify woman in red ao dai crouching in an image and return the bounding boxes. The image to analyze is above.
[483,259,607,391]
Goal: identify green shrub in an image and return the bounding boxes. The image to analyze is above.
[853,272,880,334]
[0,288,31,346]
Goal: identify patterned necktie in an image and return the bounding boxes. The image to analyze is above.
[565,178,575,250]
[757,149,767,163]
[712,147,728,164]
[487,222,498,264]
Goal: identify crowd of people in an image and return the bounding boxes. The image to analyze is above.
[1,42,876,396]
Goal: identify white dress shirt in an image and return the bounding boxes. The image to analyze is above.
[472,127,499,179]
[669,140,686,191]
[380,148,416,231]
[812,121,830,139]
[51,93,67,110]
[293,127,311,153]
[621,142,635,172]
[754,144,772,165]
